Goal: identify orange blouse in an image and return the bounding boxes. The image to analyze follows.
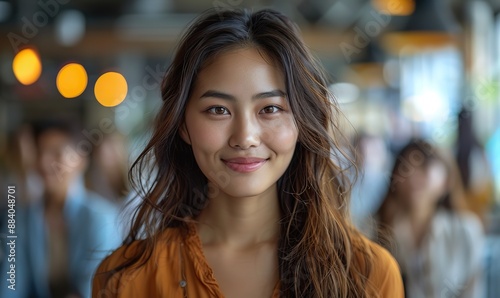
[92,223,404,297]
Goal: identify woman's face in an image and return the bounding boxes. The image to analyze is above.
[395,159,448,207]
[181,47,298,198]
[37,130,85,194]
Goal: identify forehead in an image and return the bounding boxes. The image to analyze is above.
[193,47,285,93]
[37,130,72,148]
[202,46,278,68]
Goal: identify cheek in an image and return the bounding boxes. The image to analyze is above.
[39,153,58,173]
[187,116,226,155]
[262,118,298,153]
[38,156,52,175]
[426,169,447,196]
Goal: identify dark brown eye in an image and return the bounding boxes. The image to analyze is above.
[207,106,229,115]
[261,106,280,114]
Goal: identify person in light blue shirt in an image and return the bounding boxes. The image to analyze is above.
[0,120,122,298]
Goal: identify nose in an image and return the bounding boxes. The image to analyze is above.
[228,114,261,149]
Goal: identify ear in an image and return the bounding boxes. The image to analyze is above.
[179,122,192,145]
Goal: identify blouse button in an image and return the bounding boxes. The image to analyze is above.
[179,280,187,288]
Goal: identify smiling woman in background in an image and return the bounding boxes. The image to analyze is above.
[374,140,484,298]
[92,9,403,298]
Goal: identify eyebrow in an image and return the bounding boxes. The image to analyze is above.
[199,89,287,101]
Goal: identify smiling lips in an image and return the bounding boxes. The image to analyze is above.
[222,157,268,173]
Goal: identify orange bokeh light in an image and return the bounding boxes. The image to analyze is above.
[372,0,415,16]
[12,48,42,85]
[94,72,128,107]
[56,63,88,98]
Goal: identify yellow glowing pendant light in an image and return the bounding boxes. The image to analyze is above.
[12,48,42,85]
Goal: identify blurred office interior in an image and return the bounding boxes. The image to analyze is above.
[0,0,499,297]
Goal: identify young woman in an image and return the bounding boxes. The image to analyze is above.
[375,140,484,297]
[92,9,403,298]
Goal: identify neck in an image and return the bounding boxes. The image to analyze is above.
[408,201,435,225]
[401,200,436,247]
[196,184,281,249]
[44,188,67,212]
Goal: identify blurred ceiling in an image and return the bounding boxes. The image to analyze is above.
[3,0,499,23]
[0,0,499,58]
[1,0,499,124]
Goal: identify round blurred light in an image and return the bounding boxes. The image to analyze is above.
[94,72,128,107]
[402,91,447,122]
[56,63,88,98]
[55,10,86,46]
[12,48,42,85]
[372,0,415,16]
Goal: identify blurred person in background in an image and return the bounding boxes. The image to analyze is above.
[85,133,129,204]
[456,107,495,228]
[0,125,43,208]
[374,139,485,298]
[350,133,391,234]
[0,119,122,298]
[85,132,130,237]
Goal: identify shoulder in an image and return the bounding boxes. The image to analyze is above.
[94,240,144,280]
[93,227,184,296]
[450,211,485,254]
[75,192,122,232]
[75,190,122,224]
[356,235,404,298]
[97,227,183,271]
[435,209,484,238]
[84,191,121,212]
[93,241,142,298]
[456,211,483,232]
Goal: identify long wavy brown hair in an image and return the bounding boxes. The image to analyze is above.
[107,9,377,297]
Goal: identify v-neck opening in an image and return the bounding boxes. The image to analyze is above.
[183,221,280,297]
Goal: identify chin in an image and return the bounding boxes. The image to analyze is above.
[212,188,262,199]
[210,183,274,199]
